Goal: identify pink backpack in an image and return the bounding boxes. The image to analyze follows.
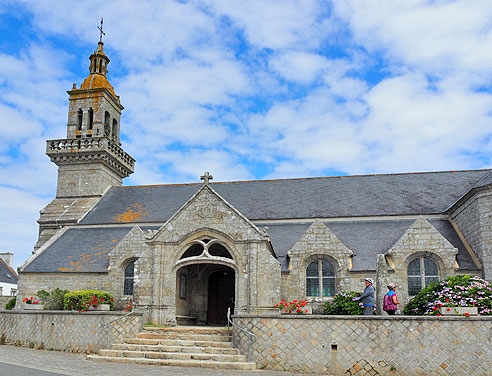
[383,293,397,311]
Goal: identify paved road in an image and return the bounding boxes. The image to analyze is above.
[0,345,319,376]
[0,362,67,376]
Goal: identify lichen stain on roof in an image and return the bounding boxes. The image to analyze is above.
[79,73,116,97]
[59,245,109,272]
[114,202,148,223]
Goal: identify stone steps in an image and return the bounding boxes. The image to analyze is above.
[122,338,234,348]
[86,355,256,370]
[112,343,239,354]
[87,326,255,370]
[99,349,246,362]
[137,333,231,342]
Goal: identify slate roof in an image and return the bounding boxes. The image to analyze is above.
[80,170,491,225]
[472,170,492,190]
[25,170,486,274]
[0,258,18,284]
[23,226,157,273]
[265,219,477,272]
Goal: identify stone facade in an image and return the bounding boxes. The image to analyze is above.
[15,40,492,327]
[0,311,142,353]
[383,217,458,305]
[451,188,492,280]
[283,220,353,312]
[232,314,492,375]
[140,186,281,324]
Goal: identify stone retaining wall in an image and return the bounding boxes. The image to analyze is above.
[232,314,492,376]
[0,310,142,353]
[0,296,14,309]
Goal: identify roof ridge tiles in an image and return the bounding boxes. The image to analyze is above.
[116,168,492,188]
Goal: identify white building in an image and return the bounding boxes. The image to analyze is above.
[0,253,18,296]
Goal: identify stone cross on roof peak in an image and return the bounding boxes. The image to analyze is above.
[200,172,213,185]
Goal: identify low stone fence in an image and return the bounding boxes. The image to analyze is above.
[0,310,142,353]
[0,296,13,309]
[232,314,492,376]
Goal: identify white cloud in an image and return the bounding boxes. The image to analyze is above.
[21,0,217,65]
[0,187,48,270]
[270,51,329,84]
[153,148,253,183]
[209,0,332,50]
[334,1,492,80]
[2,0,492,267]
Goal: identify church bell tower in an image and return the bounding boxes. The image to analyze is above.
[46,39,134,197]
[34,26,135,252]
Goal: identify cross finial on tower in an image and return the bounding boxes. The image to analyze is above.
[200,172,213,185]
[98,17,105,42]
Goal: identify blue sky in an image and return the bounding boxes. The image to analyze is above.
[1,0,492,269]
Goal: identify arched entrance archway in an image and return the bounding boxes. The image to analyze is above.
[174,239,236,325]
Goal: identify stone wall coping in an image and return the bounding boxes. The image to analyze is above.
[0,310,142,316]
[232,314,492,321]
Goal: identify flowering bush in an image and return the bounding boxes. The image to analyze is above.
[322,291,363,315]
[123,301,134,312]
[403,275,492,316]
[274,299,309,314]
[63,290,114,312]
[23,297,40,305]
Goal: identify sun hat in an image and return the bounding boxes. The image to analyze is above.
[387,283,396,289]
[365,278,374,284]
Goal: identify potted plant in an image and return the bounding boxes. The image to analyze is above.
[274,299,311,314]
[22,297,44,310]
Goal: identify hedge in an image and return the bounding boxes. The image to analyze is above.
[64,290,114,312]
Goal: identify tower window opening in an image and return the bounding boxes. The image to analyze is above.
[77,109,83,131]
[104,111,111,136]
[112,119,118,141]
[99,59,102,73]
[88,108,93,130]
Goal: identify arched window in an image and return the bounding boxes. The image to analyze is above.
[88,108,93,130]
[104,111,111,136]
[112,118,118,140]
[407,256,439,295]
[123,261,135,295]
[77,109,83,131]
[306,259,335,297]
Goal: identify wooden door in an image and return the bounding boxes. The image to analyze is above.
[207,270,235,325]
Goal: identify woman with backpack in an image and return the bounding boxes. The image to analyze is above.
[383,283,400,315]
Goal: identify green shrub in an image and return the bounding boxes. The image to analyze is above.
[403,275,492,316]
[37,288,69,310]
[323,291,363,315]
[5,297,16,310]
[64,290,114,312]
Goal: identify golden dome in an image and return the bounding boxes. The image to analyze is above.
[80,73,116,98]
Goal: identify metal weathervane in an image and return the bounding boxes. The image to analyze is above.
[98,17,105,42]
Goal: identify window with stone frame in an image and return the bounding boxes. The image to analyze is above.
[123,260,135,295]
[306,259,335,297]
[407,256,439,296]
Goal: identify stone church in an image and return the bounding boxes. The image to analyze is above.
[17,41,492,325]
